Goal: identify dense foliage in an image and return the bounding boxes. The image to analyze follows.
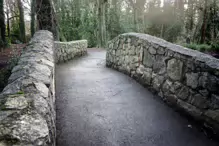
[53,0,219,50]
[0,0,219,49]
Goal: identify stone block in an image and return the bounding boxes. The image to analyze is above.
[129,46,136,55]
[153,55,166,75]
[199,89,209,97]
[166,94,178,105]
[186,73,199,89]
[190,94,209,109]
[142,68,153,85]
[207,75,219,93]
[136,65,145,75]
[204,110,219,123]
[170,82,182,93]
[157,47,165,55]
[177,86,189,100]
[167,58,183,81]
[210,94,219,109]
[4,95,29,110]
[148,46,157,55]
[143,49,155,68]
[198,73,208,88]
[162,79,173,93]
[177,100,203,118]
[152,73,165,92]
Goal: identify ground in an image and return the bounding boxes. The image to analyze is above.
[55,48,219,146]
[0,44,24,69]
[0,44,25,91]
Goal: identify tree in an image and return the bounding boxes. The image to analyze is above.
[17,0,26,43]
[146,0,163,37]
[51,0,219,48]
[36,0,59,40]
[127,0,147,32]
[5,1,10,39]
[97,0,108,47]
[185,0,195,34]
[0,0,6,47]
[210,0,218,41]
[108,0,121,39]
[31,0,36,36]
[200,0,208,43]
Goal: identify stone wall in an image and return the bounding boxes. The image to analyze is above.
[55,40,87,63]
[0,31,56,146]
[106,33,219,134]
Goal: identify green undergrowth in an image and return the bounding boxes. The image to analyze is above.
[183,43,211,52]
[182,43,219,52]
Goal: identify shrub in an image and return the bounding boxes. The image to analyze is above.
[183,43,211,52]
[198,44,211,52]
[183,43,197,50]
[210,42,219,52]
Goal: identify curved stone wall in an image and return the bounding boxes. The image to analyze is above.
[0,31,56,146]
[106,33,219,134]
[55,40,87,63]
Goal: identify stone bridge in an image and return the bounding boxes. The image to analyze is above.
[0,30,219,146]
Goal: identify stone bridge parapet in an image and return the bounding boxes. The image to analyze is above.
[0,30,56,146]
[106,33,219,135]
[0,30,87,146]
[55,40,87,63]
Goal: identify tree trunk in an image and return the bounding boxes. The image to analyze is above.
[17,0,26,43]
[133,8,138,32]
[135,0,147,32]
[128,0,138,32]
[31,0,36,36]
[97,0,107,47]
[212,0,217,40]
[161,0,169,38]
[0,0,6,46]
[189,0,194,31]
[178,0,184,19]
[174,0,184,32]
[36,0,59,40]
[200,0,207,43]
[6,10,10,38]
[109,0,120,39]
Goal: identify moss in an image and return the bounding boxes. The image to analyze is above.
[16,91,24,95]
[0,104,7,110]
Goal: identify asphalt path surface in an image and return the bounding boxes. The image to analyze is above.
[56,49,219,146]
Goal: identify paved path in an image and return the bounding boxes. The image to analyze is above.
[56,49,218,146]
